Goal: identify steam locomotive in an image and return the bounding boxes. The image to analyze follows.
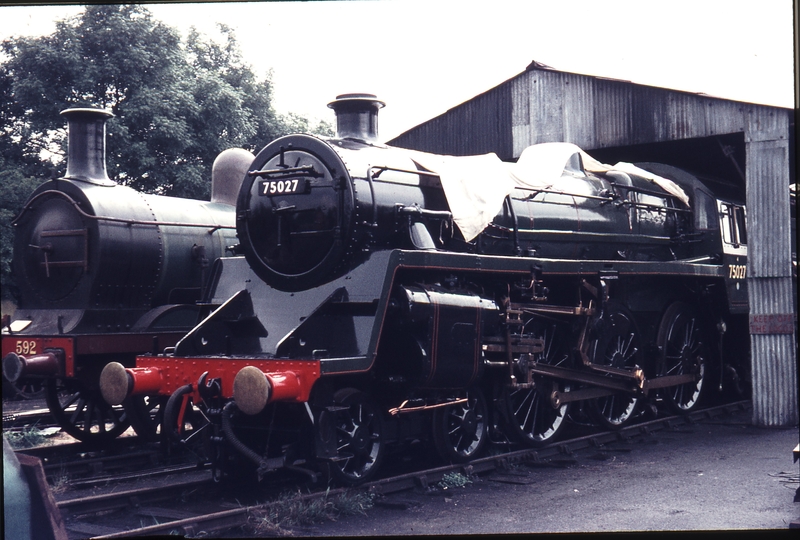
[101,94,749,483]
[1,108,252,445]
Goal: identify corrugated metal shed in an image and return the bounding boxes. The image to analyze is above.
[390,62,789,161]
[395,82,514,158]
[388,62,796,427]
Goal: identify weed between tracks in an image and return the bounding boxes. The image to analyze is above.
[48,465,71,494]
[248,488,376,535]
[4,424,52,449]
[437,472,473,490]
[248,472,474,535]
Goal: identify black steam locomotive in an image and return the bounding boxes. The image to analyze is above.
[1,109,252,445]
[103,94,750,483]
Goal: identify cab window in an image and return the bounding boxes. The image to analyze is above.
[718,201,747,257]
[720,203,747,247]
[695,190,717,230]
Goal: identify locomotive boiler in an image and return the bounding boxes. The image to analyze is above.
[1,108,253,444]
[106,94,749,483]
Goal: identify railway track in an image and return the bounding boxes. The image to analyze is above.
[54,400,750,539]
[8,408,207,484]
[3,406,58,429]
[15,439,200,482]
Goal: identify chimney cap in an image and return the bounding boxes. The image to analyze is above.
[327,93,385,110]
[61,107,115,119]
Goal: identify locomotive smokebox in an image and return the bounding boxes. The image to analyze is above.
[61,108,114,186]
[327,93,385,142]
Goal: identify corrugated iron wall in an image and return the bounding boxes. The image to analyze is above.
[746,135,797,426]
[389,83,514,159]
[390,67,787,160]
[509,68,770,155]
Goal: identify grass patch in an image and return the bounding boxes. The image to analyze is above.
[48,466,70,494]
[249,488,376,535]
[4,424,51,449]
[437,471,472,490]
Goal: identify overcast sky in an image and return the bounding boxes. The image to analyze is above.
[0,1,794,141]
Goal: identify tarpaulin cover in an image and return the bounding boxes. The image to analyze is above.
[407,142,689,242]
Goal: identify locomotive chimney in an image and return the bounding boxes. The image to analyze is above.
[60,108,115,186]
[327,93,385,142]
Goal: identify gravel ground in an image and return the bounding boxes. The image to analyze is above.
[278,409,799,536]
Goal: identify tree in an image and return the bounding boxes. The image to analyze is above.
[0,157,42,301]
[0,4,332,300]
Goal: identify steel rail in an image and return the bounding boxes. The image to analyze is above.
[67,462,208,490]
[4,409,59,430]
[15,438,209,487]
[57,477,212,517]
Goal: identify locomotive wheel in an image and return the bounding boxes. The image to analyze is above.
[587,304,643,430]
[326,388,384,485]
[657,302,708,414]
[432,387,488,463]
[3,378,46,400]
[123,395,166,442]
[45,377,130,445]
[503,322,571,447]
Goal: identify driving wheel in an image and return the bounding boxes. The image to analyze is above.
[503,321,572,446]
[432,386,488,463]
[587,303,643,429]
[657,302,708,414]
[326,388,385,485]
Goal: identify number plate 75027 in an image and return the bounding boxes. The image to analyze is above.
[259,178,307,196]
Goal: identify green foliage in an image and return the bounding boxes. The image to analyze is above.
[438,471,473,489]
[0,157,44,300]
[0,4,331,194]
[249,488,376,535]
[0,4,331,300]
[4,424,51,449]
